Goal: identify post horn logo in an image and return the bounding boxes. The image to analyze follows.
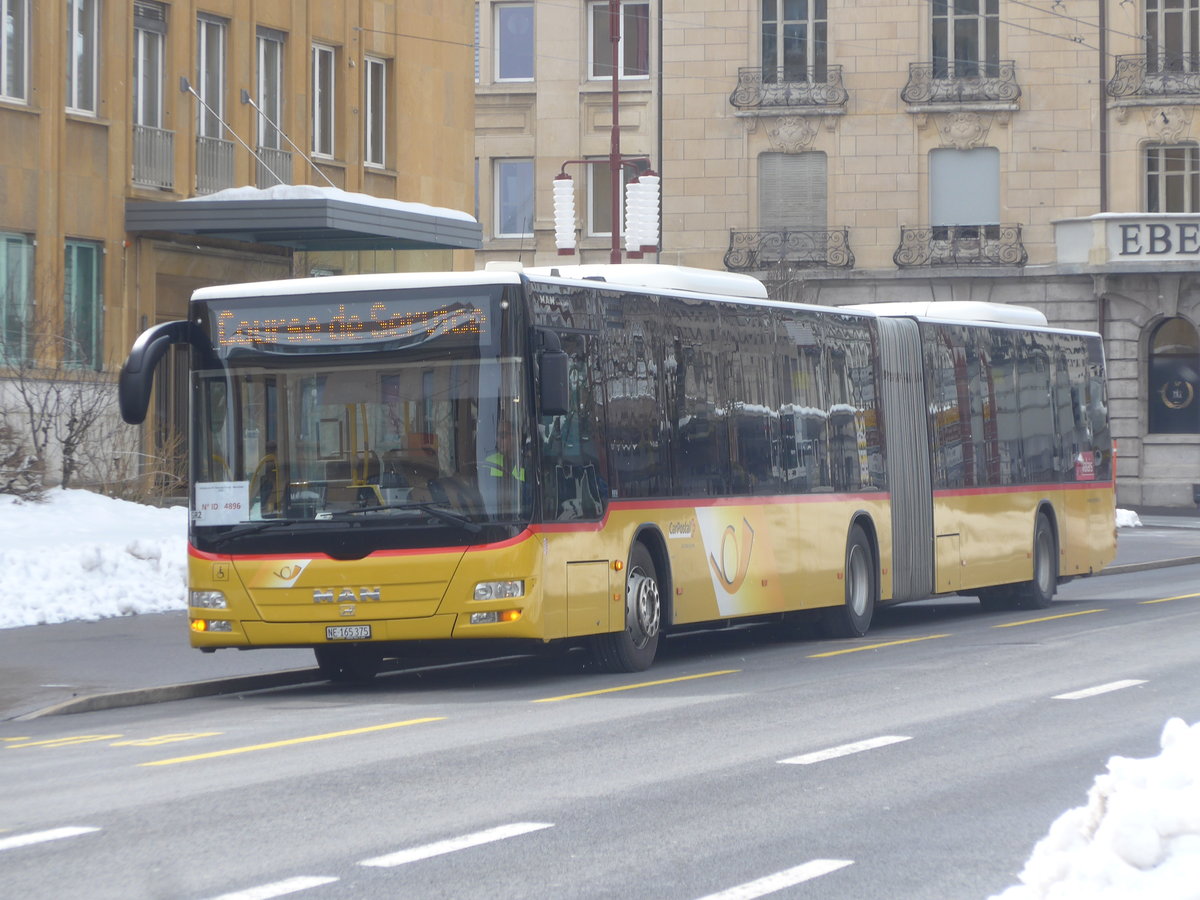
[709,517,755,593]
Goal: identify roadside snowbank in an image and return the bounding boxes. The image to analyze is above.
[991,718,1200,899]
[0,489,187,628]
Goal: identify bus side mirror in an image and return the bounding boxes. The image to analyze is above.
[118,320,192,425]
[539,349,570,416]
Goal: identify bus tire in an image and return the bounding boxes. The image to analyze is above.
[314,645,382,683]
[822,524,877,638]
[1012,514,1058,610]
[592,543,661,673]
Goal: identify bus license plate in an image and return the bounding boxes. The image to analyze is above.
[326,625,371,640]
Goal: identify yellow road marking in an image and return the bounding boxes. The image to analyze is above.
[111,733,223,747]
[992,609,1105,628]
[6,734,123,749]
[140,718,444,767]
[533,669,740,703]
[2,737,30,742]
[808,634,950,658]
[1141,591,1200,605]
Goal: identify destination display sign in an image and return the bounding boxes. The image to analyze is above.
[205,293,492,352]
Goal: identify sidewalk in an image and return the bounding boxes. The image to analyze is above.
[2,508,1198,722]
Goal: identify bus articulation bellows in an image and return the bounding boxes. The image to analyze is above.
[119,263,1116,680]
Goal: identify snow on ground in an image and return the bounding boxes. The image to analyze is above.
[990,718,1200,900]
[1,491,1197,899]
[0,488,187,629]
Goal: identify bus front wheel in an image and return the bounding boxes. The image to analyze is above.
[1012,515,1058,610]
[822,525,877,638]
[592,543,661,673]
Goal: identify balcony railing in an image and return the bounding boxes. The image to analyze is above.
[195,135,234,194]
[724,229,854,271]
[729,65,848,111]
[901,61,1021,105]
[1108,54,1200,99]
[132,125,174,190]
[255,146,293,188]
[893,225,1027,268]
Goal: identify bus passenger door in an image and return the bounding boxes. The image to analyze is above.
[540,331,612,635]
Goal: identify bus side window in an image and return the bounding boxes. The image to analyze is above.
[540,333,609,521]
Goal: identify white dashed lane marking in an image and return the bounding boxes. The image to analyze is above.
[0,826,100,852]
[778,735,912,765]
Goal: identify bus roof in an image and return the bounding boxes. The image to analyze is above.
[844,300,1048,327]
[191,269,522,300]
[504,262,770,300]
[189,263,770,302]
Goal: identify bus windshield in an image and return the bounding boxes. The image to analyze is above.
[189,287,531,551]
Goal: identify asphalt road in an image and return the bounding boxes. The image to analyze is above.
[2,560,1198,900]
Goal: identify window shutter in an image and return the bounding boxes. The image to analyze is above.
[759,152,827,230]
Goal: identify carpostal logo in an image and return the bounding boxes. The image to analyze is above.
[708,517,755,594]
[668,518,695,540]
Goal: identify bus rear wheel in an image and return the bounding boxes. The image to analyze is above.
[822,525,877,638]
[592,543,661,673]
[314,645,382,683]
[1012,515,1058,610]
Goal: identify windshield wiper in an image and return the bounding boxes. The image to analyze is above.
[324,502,483,534]
[205,518,316,545]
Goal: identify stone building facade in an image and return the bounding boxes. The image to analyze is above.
[474,1,1200,509]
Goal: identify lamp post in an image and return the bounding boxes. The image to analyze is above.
[553,0,659,262]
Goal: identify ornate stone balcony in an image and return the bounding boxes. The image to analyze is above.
[729,66,848,114]
[900,61,1021,107]
[893,225,1027,268]
[724,229,854,271]
[1108,54,1200,101]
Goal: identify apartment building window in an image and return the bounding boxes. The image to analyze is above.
[133,2,165,128]
[197,15,226,138]
[759,152,827,230]
[932,0,999,79]
[495,3,533,81]
[761,0,826,82]
[1146,143,1200,211]
[588,157,650,236]
[257,29,284,151]
[312,43,336,157]
[64,240,103,371]
[589,1,649,79]
[1,0,29,102]
[1148,317,1200,433]
[66,0,100,113]
[495,158,534,237]
[1146,0,1200,72]
[0,233,32,365]
[364,56,388,168]
[930,147,999,235]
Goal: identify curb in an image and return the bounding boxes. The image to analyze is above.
[16,555,1200,721]
[13,667,323,721]
[1100,555,1200,576]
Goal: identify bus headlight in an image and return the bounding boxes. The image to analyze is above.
[474,580,524,601]
[469,610,523,625]
[191,618,232,632]
[190,590,228,609]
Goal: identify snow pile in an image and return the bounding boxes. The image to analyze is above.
[1115,508,1142,528]
[185,183,478,222]
[0,489,187,629]
[992,718,1200,900]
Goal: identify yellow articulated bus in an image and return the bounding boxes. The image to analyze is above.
[118,263,1115,681]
